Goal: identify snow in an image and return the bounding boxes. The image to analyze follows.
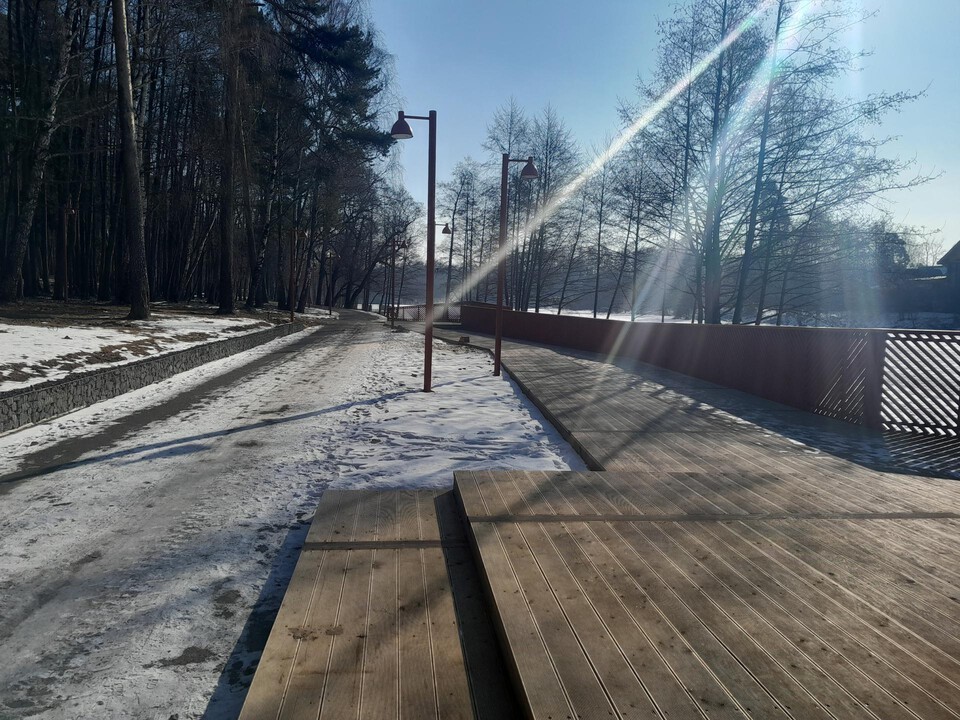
[0,313,272,392]
[0,320,583,719]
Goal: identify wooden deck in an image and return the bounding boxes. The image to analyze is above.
[239,489,519,720]
[457,469,960,720]
[242,326,960,719]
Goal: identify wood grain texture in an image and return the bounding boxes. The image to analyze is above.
[240,489,512,720]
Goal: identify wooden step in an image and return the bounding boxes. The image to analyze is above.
[240,488,519,720]
[457,469,960,720]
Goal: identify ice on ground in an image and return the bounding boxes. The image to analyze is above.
[0,322,582,719]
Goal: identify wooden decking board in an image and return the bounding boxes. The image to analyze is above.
[687,520,960,717]
[489,521,622,717]
[469,521,576,720]
[633,521,929,720]
[240,489,517,720]
[606,518,874,720]
[513,521,668,719]
[456,468,960,720]
[725,521,960,682]
[757,521,960,657]
[571,520,808,719]
[542,518,744,719]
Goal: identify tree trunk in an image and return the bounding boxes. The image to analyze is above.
[113,0,150,319]
[217,2,239,314]
[0,4,75,303]
[732,0,784,324]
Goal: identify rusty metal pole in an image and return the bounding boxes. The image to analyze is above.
[494,153,509,376]
[288,230,295,323]
[424,111,437,392]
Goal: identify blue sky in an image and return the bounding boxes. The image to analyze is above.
[370,0,960,251]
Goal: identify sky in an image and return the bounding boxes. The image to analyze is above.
[369,0,960,255]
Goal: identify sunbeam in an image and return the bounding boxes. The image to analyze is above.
[442,0,777,318]
[595,0,819,363]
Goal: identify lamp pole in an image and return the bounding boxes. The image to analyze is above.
[390,110,440,392]
[325,249,336,316]
[494,154,539,376]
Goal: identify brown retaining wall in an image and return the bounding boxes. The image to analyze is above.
[462,303,960,435]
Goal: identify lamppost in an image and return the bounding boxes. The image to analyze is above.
[390,235,409,328]
[324,248,337,316]
[390,110,441,392]
[436,221,452,319]
[494,154,538,376]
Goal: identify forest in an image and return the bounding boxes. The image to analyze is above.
[0,0,940,324]
[0,0,420,319]
[433,0,939,325]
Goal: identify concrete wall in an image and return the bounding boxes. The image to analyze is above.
[0,322,304,434]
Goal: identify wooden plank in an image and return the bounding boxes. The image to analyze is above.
[518,520,690,719]
[441,541,523,720]
[278,549,350,720]
[318,549,375,720]
[375,490,399,542]
[422,546,473,720]
[454,471,489,518]
[398,547,438,720]
[675,520,960,718]
[542,520,739,718]
[359,549,399,720]
[634,521,920,719]
[469,521,575,720]
[244,490,491,720]
[239,549,331,720]
[724,520,960,683]
[306,490,361,544]
[395,489,422,540]
[582,520,814,719]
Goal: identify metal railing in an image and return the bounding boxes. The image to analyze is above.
[393,304,461,323]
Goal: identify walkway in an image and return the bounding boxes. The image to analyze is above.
[442,325,960,719]
[244,322,960,719]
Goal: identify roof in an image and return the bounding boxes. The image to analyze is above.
[939,240,960,265]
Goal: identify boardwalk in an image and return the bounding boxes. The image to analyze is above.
[243,324,960,719]
[240,489,519,720]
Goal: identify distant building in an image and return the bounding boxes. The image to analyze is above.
[940,241,960,290]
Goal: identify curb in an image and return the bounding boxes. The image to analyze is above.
[420,325,605,471]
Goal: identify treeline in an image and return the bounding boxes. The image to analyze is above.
[435,0,934,324]
[0,0,421,317]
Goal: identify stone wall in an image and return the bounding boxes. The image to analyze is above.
[0,322,304,434]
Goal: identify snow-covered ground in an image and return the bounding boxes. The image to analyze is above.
[0,318,582,719]
[0,313,274,392]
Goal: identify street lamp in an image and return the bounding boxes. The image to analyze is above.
[390,235,409,328]
[494,155,538,376]
[324,248,337,316]
[440,223,453,320]
[391,110,439,392]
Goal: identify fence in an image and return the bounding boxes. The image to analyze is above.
[393,304,461,323]
[461,303,960,436]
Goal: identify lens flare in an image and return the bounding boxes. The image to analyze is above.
[440,0,777,315]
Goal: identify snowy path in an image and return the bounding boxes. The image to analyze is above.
[0,313,582,719]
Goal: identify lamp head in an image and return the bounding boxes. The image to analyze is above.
[520,157,539,181]
[441,223,452,235]
[390,111,413,140]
